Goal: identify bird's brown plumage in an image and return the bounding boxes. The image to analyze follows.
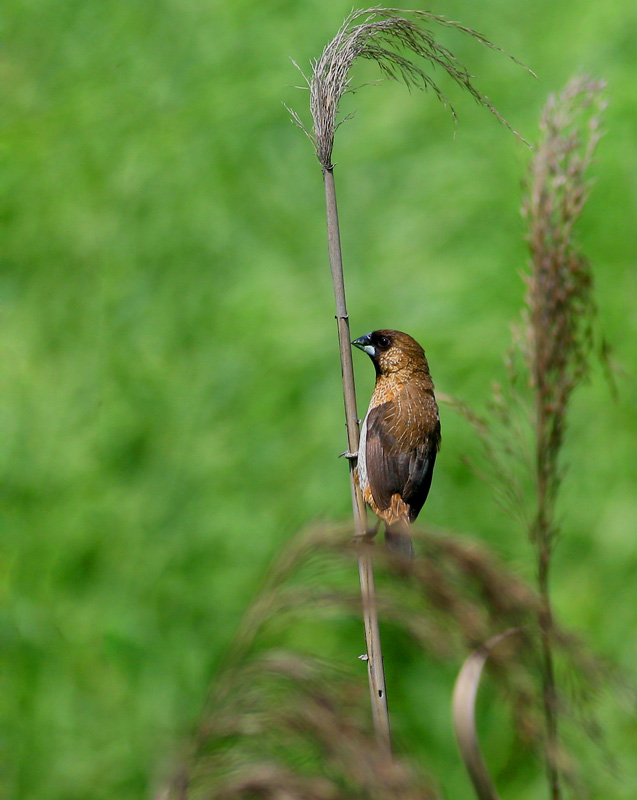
[353,329,441,556]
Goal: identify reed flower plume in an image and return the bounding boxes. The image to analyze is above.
[289,7,532,169]
[522,76,607,557]
[449,76,608,800]
[154,522,584,800]
[523,77,607,800]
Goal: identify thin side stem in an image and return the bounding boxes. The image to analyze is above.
[536,407,560,800]
[323,166,391,751]
[538,562,560,800]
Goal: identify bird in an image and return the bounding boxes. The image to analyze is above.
[352,329,441,558]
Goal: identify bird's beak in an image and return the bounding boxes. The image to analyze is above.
[352,333,376,357]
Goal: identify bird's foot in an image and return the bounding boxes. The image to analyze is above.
[353,521,380,545]
[339,450,358,460]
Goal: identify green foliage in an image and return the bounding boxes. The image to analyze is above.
[2,1,637,798]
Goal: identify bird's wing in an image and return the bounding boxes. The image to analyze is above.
[365,399,439,521]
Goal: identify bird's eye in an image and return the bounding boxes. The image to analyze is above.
[376,335,391,350]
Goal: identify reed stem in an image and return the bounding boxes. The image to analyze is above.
[323,165,391,750]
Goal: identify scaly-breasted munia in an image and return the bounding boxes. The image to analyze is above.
[352,329,441,557]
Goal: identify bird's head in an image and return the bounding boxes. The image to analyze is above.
[352,329,429,378]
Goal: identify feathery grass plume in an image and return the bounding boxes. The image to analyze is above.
[449,76,608,800]
[289,7,533,168]
[189,652,436,800]
[156,522,585,800]
[288,7,533,753]
[523,76,606,556]
[523,76,606,800]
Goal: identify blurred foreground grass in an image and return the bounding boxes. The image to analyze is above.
[1,0,636,798]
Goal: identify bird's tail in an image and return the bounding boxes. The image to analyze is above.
[385,519,414,559]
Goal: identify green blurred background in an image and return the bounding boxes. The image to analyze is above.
[2,0,636,797]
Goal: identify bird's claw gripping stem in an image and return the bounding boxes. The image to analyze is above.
[339,450,358,460]
[352,522,380,545]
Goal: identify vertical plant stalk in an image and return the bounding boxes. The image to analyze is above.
[522,76,606,800]
[536,460,560,800]
[324,165,391,748]
[451,78,607,799]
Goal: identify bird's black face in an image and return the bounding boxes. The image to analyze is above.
[353,329,428,377]
[352,330,393,359]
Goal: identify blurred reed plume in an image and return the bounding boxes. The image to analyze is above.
[523,76,606,563]
[451,76,608,799]
[525,76,607,800]
[154,522,602,799]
